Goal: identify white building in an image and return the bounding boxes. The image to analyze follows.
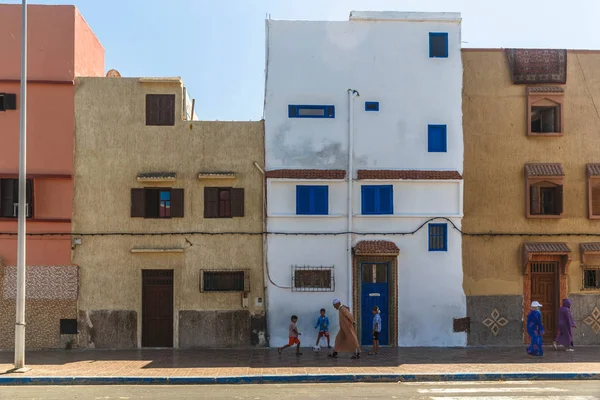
[263,11,466,347]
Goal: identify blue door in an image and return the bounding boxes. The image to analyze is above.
[360,263,389,346]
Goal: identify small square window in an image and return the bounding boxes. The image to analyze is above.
[296,185,328,215]
[529,183,563,216]
[288,105,335,118]
[146,94,175,126]
[527,87,564,136]
[204,187,245,218]
[292,266,334,292]
[588,167,600,219]
[361,185,393,215]
[429,223,448,251]
[200,270,249,292]
[428,124,447,153]
[0,93,17,111]
[60,319,78,335]
[365,102,379,112]
[0,178,33,218]
[429,32,448,58]
[130,187,184,219]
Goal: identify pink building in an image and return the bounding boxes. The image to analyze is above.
[0,4,104,349]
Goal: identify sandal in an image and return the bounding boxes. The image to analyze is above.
[351,353,361,359]
[327,352,338,358]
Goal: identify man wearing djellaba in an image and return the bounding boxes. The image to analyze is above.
[328,299,361,359]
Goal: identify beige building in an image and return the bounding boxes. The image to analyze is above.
[73,76,265,348]
[463,49,600,345]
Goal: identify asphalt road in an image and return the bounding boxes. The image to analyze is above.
[1,380,599,400]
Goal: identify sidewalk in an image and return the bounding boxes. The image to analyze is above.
[1,346,599,385]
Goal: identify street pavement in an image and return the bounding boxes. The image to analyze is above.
[2,381,599,399]
[1,346,599,378]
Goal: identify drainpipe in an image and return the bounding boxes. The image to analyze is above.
[253,161,268,347]
[347,89,359,311]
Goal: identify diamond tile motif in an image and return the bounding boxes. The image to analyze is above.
[584,307,600,335]
[482,309,509,337]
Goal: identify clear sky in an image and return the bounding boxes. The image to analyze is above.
[6,0,600,120]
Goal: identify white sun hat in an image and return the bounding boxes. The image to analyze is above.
[531,301,543,307]
[332,299,341,305]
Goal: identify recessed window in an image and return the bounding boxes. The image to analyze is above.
[429,223,448,251]
[428,124,447,152]
[296,185,328,215]
[204,187,244,218]
[527,87,564,136]
[0,93,17,111]
[0,178,33,218]
[361,185,393,215]
[288,105,335,118]
[292,266,334,292]
[200,270,249,292]
[365,102,379,112]
[583,268,600,289]
[130,188,184,218]
[429,32,448,58]
[525,163,564,218]
[146,94,175,126]
[587,164,600,219]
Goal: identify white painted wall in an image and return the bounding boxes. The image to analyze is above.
[264,12,465,347]
[264,13,463,172]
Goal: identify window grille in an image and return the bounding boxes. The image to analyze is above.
[531,262,557,273]
[200,269,250,292]
[291,265,334,292]
[582,265,600,289]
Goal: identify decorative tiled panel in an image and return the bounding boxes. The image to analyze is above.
[467,295,524,345]
[568,294,600,345]
[2,265,78,300]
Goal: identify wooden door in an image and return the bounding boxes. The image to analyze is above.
[530,262,558,342]
[142,270,174,347]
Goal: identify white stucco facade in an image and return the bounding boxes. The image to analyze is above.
[264,11,466,348]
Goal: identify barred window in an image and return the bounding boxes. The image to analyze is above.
[583,267,600,289]
[200,270,250,292]
[292,266,334,292]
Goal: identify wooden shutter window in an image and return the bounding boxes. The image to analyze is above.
[231,188,245,217]
[131,188,146,217]
[554,185,563,215]
[146,95,160,125]
[204,187,219,218]
[170,188,184,218]
[530,185,541,215]
[145,188,160,218]
[160,95,175,126]
[592,184,600,216]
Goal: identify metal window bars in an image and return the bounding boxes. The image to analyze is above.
[291,265,335,292]
[200,269,250,292]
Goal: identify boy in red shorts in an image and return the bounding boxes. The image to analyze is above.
[278,315,302,355]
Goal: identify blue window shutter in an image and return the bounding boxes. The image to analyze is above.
[379,185,393,214]
[313,186,329,215]
[428,124,447,153]
[429,32,449,58]
[362,186,376,214]
[296,186,311,214]
[429,223,448,251]
[442,224,448,251]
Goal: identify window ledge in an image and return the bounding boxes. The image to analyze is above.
[589,215,600,220]
[527,214,563,219]
[131,248,185,254]
[268,214,346,218]
[354,213,463,218]
[0,218,71,223]
[527,132,564,137]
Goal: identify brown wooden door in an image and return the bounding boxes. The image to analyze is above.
[142,270,174,347]
[530,262,558,342]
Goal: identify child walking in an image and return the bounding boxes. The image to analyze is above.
[314,308,331,348]
[369,306,381,356]
[278,315,302,355]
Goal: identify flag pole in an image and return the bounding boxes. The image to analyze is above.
[14,0,28,371]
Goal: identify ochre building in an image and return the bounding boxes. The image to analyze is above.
[463,48,600,345]
[73,76,265,348]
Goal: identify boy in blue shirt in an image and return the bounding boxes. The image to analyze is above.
[314,308,331,348]
[369,306,381,355]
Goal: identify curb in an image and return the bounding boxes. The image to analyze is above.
[1,372,599,385]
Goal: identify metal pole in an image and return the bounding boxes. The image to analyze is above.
[14,0,27,370]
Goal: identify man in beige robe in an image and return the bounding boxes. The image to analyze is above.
[329,299,361,359]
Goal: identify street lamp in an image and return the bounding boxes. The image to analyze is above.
[14,0,28,371]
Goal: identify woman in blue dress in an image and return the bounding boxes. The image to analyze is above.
[527,301,545,356]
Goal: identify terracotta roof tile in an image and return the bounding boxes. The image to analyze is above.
[354,240,400,255]
[580,243,600,253]
[524,163,564,177]
[523,242,571,254]
[266,169,346,179]
[527,86,564,93]
[587,164,600,176]
[137,172,177,180]
[357,170,462,180]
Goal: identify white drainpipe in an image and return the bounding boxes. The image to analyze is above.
[347,89,359,311]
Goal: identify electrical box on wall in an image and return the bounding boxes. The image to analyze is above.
[242,292,249,308]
